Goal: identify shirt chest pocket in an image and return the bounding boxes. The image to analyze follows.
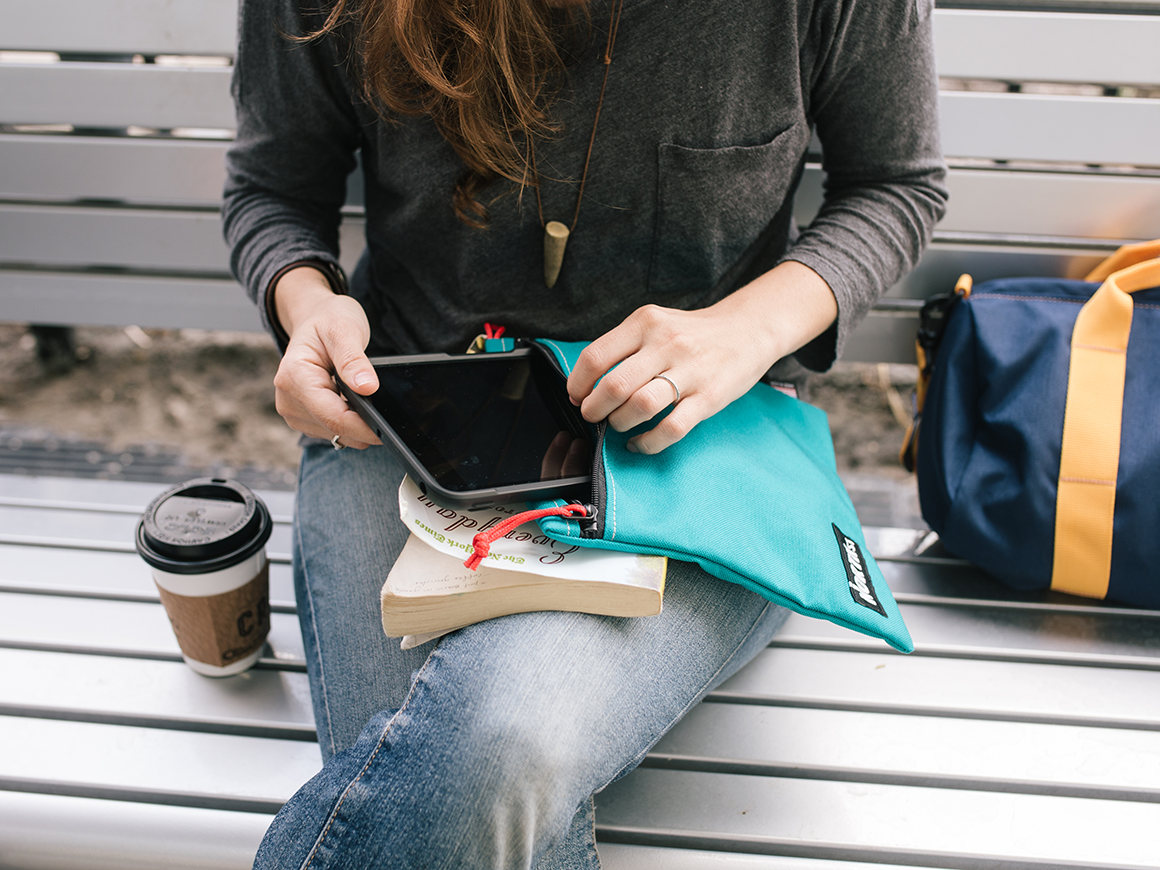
[650,124,804,297]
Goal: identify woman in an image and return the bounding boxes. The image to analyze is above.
[224,0,946,865]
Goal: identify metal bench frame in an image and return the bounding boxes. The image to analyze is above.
[2,1,1159,868]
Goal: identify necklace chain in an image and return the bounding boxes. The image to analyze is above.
[533,0,627,235]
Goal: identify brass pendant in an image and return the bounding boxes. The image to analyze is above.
[543,221,570,288]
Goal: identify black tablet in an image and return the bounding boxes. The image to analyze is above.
[338,347,593,508]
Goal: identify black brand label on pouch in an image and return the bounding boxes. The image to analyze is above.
[833,524,887,617]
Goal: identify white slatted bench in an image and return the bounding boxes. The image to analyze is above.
[3,1,1160,868]
[5,477,1160,869]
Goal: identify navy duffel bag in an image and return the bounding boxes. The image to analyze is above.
[912,242,1160,607]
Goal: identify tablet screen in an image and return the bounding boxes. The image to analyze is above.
[368,352,591,493]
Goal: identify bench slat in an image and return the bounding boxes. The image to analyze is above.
[0,135,230,205]
[652,703,1160,800]
[940,91,1160,166]
[716,648,1160,729]
[0,716,319,808]
[776,604,1160,663]
[883,559,1063,601]
[17,83,1154,168]
[12,642,1158,741]
[0,208,363,276]
[0,491,294,524]
[0,204,232,273]
[6,146,1158,236]
[0,0,238,56]
[11,178,1142,281]
[972,0,1160,9]
[0,648,315,737]
[0,270,263,331]
[597,845,945,870]
[0,63,234,130]
[11,549,1155,670]
[9,1,1160,79]
[11,568,1152,671]
[933,9,1160,86]
[0,474,294,515]
[594,769,1160,868]
[795,168,1160,244]
[0,591,306,664]
[0,501,161,545]
[0,205,357,280]
[0,545,297,606]
[937,169,1160,238]
[0,791,269,870]
[881,559,1160,617]
[0,502,294,556]
[6,17,1158,138]
[7,131,1157,230]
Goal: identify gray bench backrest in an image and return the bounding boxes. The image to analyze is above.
[805,2,1160,359]
[2,0,1158,352]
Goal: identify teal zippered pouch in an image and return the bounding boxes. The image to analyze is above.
[524,338,913,653]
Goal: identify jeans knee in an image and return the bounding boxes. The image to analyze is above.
[402,698,589,865]
[460,711,585,807]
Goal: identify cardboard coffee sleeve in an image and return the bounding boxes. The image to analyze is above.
[155,564,271,668]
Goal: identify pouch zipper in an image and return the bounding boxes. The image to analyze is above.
[578,420,607,539]
[528,340,606,540]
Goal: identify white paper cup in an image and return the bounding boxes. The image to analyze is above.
[136,479,273,677]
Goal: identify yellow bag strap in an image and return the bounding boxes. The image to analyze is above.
[1083,239,1160,283]
[1052,256,1160,598]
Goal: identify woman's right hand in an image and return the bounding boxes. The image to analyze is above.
[270,266,382,449]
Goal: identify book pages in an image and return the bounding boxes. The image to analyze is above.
[398,475,665,586]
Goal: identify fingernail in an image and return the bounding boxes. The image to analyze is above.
[353,371,374,388]
[625,440,639,453]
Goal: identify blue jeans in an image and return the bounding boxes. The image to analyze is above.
[254,442,790,870]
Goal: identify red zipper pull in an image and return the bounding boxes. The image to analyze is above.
[464,504,589,570]
[484,323,505,339]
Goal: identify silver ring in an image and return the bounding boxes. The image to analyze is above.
[654,374,681,405]
[330,433,346,451]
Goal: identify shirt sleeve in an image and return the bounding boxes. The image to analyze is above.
[221,0,362,343]
[782,0,949,371]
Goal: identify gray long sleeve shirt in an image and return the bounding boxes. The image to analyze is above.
[223,0,947,378]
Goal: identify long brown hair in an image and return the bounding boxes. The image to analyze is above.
[312,0,587,226]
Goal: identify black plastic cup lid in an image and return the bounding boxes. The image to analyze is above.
[136,478,273,575]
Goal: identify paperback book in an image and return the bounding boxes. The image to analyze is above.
[384,477,667,646]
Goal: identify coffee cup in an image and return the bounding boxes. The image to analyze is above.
[136,478,274,677]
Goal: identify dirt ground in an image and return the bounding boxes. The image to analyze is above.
[0,322,917,488]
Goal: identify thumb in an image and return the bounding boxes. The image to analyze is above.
[333,350,378,395]
[320,322,378,395]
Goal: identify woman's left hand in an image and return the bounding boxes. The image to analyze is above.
[566,260,838,454]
